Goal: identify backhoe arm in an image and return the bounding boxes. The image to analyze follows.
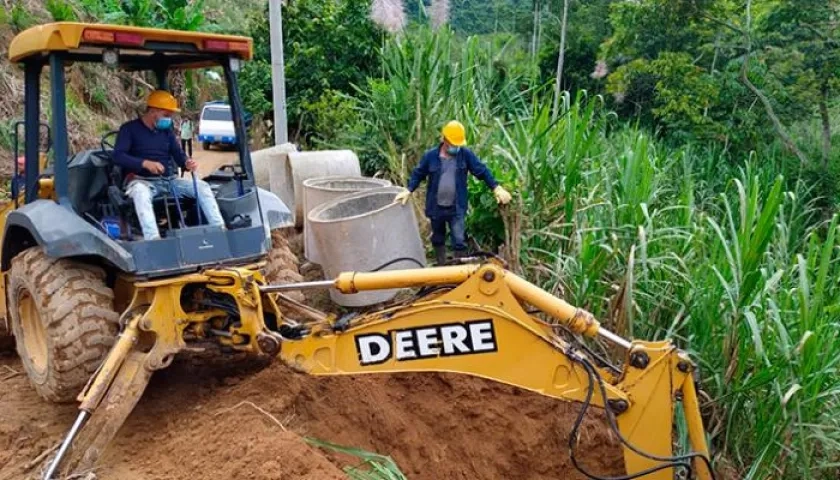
[272,262,713,480]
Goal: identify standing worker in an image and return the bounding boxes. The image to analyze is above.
[178,116,194,177]
[395,120,512,265]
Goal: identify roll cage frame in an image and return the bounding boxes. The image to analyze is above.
[16,38,255,209]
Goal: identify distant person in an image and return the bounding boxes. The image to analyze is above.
[13,155,25,196]
[395,120,512,265]
[179,117,194,177]
[113,90,225,240]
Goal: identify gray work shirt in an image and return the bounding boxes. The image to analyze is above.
[436,155,457,207]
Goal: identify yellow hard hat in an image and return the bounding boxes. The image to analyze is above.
[146,90,180,113]
[441,120,467,146]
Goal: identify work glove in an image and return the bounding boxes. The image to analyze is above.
[493,185,512,205]
[394,189,412,205]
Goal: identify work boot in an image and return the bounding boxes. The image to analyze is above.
[435,246,447,266]
[454,249,468,260]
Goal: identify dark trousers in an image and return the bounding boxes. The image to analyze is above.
[430,207,466,253]
[181,138,193,157]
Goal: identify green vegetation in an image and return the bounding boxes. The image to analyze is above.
[0,119,18,153]
[76,0,206,30]
[45,0,77,21]
[305,438,407,480]
[8,0,36,32]
[243,0,382,142]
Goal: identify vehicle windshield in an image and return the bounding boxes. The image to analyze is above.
[202,107,232,122]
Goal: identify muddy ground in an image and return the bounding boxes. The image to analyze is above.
[0,148,625,480]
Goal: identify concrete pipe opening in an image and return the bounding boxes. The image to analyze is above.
[308,186,426,307]
[303,176,392,264]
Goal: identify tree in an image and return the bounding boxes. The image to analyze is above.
[538,0,614,97]
[244,0,383,144]
[759,0,840,167]
[601,0,716,62]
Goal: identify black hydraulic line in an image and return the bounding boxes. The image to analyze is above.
[566,351,717,480]
[367,257,426,272]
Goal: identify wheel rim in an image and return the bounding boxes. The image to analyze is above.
[18,290,48,376]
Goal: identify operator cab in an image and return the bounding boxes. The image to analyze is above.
[6,22,290,276]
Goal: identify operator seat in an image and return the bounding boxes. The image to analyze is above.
[104,154,207,238]
[65,148,112,215]
[104,161,129,209]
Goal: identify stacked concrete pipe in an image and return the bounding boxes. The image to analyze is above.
[302,176,392,264]
[308,186,426,307]
[250,143,298,191]
[249,147,361,227]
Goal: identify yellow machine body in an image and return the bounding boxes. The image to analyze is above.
[281,263,712,480]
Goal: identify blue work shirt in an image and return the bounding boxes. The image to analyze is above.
[113,117,187,178]
[407,145,499,218]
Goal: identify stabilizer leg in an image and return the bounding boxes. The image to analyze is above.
[41,313,160,479]
[58,350,153,477]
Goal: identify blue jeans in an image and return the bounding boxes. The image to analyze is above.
[430,208,466,253]
[125,176,225,240]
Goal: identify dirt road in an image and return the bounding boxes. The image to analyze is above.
[193,146,237,177]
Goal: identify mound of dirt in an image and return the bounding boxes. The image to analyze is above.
[1,350,624,480]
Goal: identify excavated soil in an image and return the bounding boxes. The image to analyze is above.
[0,354,623,480]
[0,230,625,480]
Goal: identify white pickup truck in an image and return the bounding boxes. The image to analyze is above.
[197,101,252,150]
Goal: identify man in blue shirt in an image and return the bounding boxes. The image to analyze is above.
[113,90,225,240]
[395,120,512,265]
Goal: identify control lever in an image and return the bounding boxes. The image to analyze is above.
[232,164,246,196]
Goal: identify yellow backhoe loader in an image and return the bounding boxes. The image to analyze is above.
[1,22,715,480]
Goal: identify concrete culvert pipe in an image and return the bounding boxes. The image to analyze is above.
[248,148,362,227]
[308,186,427,307]
[302,176,392,264]
[250,143,298,191]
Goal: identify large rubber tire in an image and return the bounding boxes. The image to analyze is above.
[7,247,120,403]
[264,228,305,303]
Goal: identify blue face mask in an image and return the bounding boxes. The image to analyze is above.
[446,146,461,155]
[155,117,173,130]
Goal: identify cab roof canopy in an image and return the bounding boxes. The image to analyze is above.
[8,22,253,70]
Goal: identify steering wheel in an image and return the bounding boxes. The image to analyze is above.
[100,130,119,156]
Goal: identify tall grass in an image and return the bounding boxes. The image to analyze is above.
[336,27,532,181]
[333,26,840,479]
